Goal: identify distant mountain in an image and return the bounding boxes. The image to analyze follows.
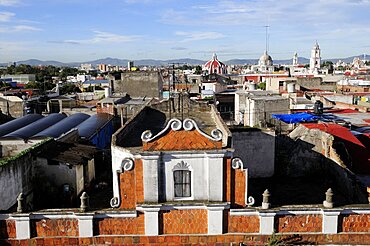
[16,59,76,67]
[85,57,130,66]
[323,54,369,64]
[2,54,368,67]
[224,59,258,65]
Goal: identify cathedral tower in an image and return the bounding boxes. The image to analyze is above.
[310,41,321,73]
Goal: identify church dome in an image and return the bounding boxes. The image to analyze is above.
[259,51,273,66]
[203,53,226,74]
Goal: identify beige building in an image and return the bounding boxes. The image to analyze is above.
[235,90,290,127]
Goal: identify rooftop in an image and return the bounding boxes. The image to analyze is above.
[113,95,230,152]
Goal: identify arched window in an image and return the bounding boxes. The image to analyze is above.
[173,161,192,198]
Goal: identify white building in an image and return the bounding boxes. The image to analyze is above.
[310,41,321,73]
[235,90,290,127]
[250,51,275,73]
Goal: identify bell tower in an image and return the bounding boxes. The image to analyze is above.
[310,41,321,73]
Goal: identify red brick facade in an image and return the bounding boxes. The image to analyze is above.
[135,159,144,204]
[224,158,231,203]
[159,209,208,234]
[4,233,370,245]
[0,220,16,239]
[340,214,370,232]
[143,129,222,151]
[119,170,136,210]
[276,214,322,233]
[233,169,246,207]
[31,219,79,237]
[93,213,145,235]
[228,214,260,233]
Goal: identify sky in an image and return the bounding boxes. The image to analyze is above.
[1,0,370,63]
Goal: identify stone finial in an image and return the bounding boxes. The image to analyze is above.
[262,189,271,209]
[17,193,24,213]
[80,192,89,212]
[323,188,334,208]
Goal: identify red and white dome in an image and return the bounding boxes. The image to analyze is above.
[203,53,226,75]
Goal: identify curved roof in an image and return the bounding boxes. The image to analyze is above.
[204,53,226,74]
[2,113,66,140]
[76,113,113,139]
[0,114,44,137]
[259,51,273,66]
[32,113,91,139]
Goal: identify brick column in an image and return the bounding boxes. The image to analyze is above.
[207,204,228,235]
[322,209,341,234]
[259,211,276,235]
[77,214,94,237]
[138,206,161,236]
[13,214,30,239]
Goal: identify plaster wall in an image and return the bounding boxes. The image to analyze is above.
[115,72,163,98]
[35,158,77,195]
[232,129,275,178]
[0,152,34,210]
[141,152,225,202]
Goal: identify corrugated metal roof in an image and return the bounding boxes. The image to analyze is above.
[2,113,66,140]
[32,113,90,139]
[76,113,113,139]
[0,114,44,137]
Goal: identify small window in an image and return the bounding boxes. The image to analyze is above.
[174,170,191,197]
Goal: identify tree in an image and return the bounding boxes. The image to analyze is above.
[258,82,266,90]
[322,61,333,68]
[194,65,202,75]
[59,83,80,94]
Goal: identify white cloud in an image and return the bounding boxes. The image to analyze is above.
[0,12,15,22]
[64,31,142,44]
[0,0,20,6]
[161,0,370,28]
[175,31,225,42]
[0,25,41,32]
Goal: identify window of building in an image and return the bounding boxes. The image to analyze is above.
[174,170,191,197]
[172,161,192,198]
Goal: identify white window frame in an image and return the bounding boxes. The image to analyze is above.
[172,161,193,201]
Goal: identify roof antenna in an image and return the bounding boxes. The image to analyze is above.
[264,25,270,53]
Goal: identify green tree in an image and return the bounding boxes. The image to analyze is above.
[258,82,266,90]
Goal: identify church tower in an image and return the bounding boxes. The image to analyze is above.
[293,52,298,66]
[310,41,321,73]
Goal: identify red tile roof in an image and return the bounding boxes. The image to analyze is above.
[143,129,222,151]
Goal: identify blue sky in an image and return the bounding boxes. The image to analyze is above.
[1,0,370,62]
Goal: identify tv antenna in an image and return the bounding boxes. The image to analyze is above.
[264,25,270,53]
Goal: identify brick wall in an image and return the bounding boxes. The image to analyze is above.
[233,169,246,207]
[224,158,231,202]
[339,214,370,232]
[96,104,116,115]
[119,171,136,210]
[135,160,144,204]
[5,234,370,245]
[275,214,322,233]
[31,219,79,237]
[159,210,208,234]
[0,220,16,239]
[93,213,145,235]
[228,214,259,233]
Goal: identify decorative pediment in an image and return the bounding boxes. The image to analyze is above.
[172,161,192,171]
[141,118,223,151]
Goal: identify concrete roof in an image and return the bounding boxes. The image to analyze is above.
[0,96,23,102]
[113,96,230,152]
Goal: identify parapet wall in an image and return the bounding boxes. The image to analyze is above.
[1,207,369,244]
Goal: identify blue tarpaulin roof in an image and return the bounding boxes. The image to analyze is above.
[272,112,318,124]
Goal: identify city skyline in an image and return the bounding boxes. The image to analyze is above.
[1,0,370,63]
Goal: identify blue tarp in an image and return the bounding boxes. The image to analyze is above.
[272,112,318,124]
